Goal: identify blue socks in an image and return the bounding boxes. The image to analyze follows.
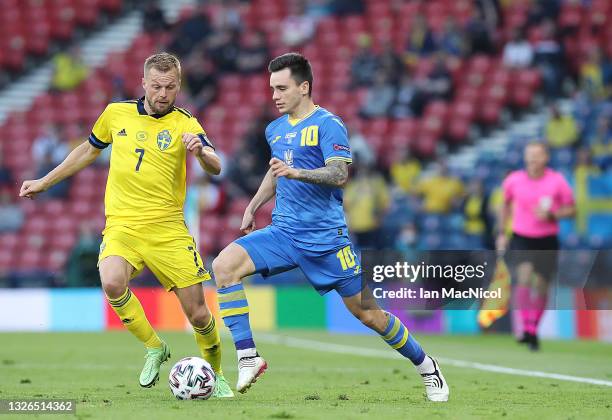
[381,312,426,365]
[217,284,255,350]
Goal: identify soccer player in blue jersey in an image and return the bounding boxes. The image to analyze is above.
[212,53,449,401]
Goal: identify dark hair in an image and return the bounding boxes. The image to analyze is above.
[268,52,313,96]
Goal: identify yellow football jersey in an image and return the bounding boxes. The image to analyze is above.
[89,97,214,231]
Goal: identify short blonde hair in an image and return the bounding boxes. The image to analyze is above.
[144,52,181,78]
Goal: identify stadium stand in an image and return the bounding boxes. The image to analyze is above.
[0,0,610,286]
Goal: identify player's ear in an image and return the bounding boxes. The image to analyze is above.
[300,81,309,96]
[141,77,146,90]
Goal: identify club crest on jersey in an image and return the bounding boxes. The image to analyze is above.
[284,149,294,167]
[157,130,172,151]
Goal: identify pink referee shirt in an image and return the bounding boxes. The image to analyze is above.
[503,168,575,238]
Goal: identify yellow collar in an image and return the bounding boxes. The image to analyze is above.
[288,105,319,127]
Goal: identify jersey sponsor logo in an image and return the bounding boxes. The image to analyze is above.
[284,149,294,167]
[285,132,297,144]
[157,129,172,151]
[136,131,148,142]
[117,128,127,136]
[333,144,350,152]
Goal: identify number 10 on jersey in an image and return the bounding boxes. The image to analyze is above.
[336,245,356,271]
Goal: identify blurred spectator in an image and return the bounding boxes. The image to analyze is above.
[475,0,501,29]
[348,130,376,167]
[603,50,612,100]
[405,14,436,65]
[344,160,390,249]
[414,160,465,214]
[35,149,70,200]
[378,43,404,85]
[350,34,379,87]
[236,31,270,75]
[462,179,492,248]
[395,221,420,260]
[545,105,578,148]
[208,0,244,32]
[225,153,262,199]
[51,47,89,92]
[502,29,534,69]
[207,28,241,72]
[589,113,612,170]
[390,149,421,194]
[281,0,317,47]
[359,71,395,119]
[330,0,365,17]
[305,0,332,20]
[168,5,212,56]
[390,74,419,118]
[0,148,13,194]
[437,17,468,58]
[142,0,169,34]
[532,20,564,98]
[574,148,600,179]
[241,114,272,177]
[185,53,218,112]
[109,77,130,102]
[191,174,225,215]
[0,190,24,233]
[465,6,495,55]
[580,47,606,101]
[32,125,70,167]
[526,0,561,27]
[65,223,101,287]
[418,54,453,103]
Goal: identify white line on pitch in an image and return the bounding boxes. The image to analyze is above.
[256,333,612,388]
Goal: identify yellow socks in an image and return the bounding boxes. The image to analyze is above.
[193,316,223,375]
[107,288,162,349]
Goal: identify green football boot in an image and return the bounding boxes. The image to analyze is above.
[212,374,235,398]
[139,341,171,388]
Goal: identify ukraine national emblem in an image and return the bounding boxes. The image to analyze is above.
[157,130,172,151]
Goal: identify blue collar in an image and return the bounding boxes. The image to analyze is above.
[137,97,174,119]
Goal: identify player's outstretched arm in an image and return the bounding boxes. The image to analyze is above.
[269,158,349,188]
[241,168,277,233]
[182,133,221,175]
[19,141,101,199]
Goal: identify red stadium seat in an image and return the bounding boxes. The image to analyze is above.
[510,85,534,108]
[412,134,437,159]
[447,117,471,144]
[479,100,503,125]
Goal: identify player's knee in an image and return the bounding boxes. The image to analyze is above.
[187,306,212,328]
[100,274,128,299]
[212,255,237,287]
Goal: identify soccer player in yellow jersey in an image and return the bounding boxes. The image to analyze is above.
[20,53,234,396]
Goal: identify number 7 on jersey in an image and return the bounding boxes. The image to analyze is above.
[134,148,145,171]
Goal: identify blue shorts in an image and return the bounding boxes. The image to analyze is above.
[235,225,363,298]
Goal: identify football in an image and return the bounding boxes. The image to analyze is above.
[168,357,216,400]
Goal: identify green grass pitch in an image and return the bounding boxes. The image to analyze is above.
[1,331,611,419]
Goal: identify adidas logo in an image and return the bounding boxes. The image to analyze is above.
[121,317,134,324]
[117,128,127,136]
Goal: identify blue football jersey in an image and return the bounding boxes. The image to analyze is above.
[265,106,353,248]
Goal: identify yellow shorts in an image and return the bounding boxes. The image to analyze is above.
[98,221,211,291]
